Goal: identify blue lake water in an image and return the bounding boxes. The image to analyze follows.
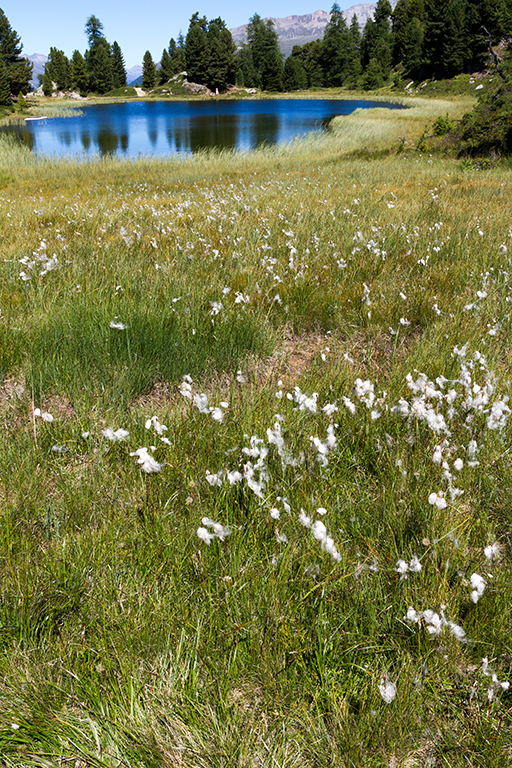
[5,98,405,159]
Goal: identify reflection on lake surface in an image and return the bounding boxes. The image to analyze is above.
[4,99,405,159]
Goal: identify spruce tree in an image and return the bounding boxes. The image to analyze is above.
[321,3,352,87]
[71,50,89,93]
[185,13,208,83]
[283,55,308,91]
[246,14,283,91]
[0,8,32,95]
[142,51,157,89]
[84,15,113,93]
[110,42,127,89]
[206,18,236,91]
[45,48,72,90]
[159,48,173,84]
[0,57,11,105]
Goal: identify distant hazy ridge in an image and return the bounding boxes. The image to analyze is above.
[230,2,399,57]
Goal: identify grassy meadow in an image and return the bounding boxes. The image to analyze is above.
[0,94,512,767]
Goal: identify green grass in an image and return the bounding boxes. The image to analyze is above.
[0,98,510,767]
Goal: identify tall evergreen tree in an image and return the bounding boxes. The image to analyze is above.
[159,48,173,84]
[185,13,208,83]
[283,53,308,91]
[296,40,324,88]
[246,14,283,91]
[110,41,127,88]
[44,47,72,91]
[206,18,237,90]
[175,34,187,72]
[392,0,426,77]
[346,14,363,86]
[84,15,113,93]
[142,50,157,89]
[71,50,89,93]
[0,57,11,104]
[0,8,32,95]
[321,3,352,87]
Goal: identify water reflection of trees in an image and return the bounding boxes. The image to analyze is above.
[96,127,129,156]
[165,113,240,154]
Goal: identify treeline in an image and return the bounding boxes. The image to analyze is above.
[149,0,512,93]
[1,1,512,105]
[41,16,127,95]
[284,0,512,92]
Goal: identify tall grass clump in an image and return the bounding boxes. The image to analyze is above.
[0,100,511,766]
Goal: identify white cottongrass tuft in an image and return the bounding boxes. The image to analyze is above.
[378,676,396,703]
[102,427,129,442]
[470,573,486,603]
[428,491,447,510]
[484,543,499,561]
[130,447,163,473]
[33,408,54,422]
[197,517,231,545]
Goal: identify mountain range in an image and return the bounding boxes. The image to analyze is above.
[25,2,398,87]
[230,2,398,56]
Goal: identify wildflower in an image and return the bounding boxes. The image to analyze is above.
[298,509,311,528]
[109,320,127,330]
[453,458,463,471]
[197,517,231,545]
[179,375,193,399]
[145,416,168,436]
[130,447,162,473]
[378,676,396,703]
[102,427,129,442]
[197,526,214,545]
[470,573,485,603]
[428,491,447,510]
[206,470,223,486]
[34,408,54,422]
[484,543,499,561]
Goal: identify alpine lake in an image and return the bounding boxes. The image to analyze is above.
[4,97,406,160]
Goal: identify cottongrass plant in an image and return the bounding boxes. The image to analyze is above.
[0,106,511,765]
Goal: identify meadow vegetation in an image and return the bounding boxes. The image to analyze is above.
[0,98,511,767]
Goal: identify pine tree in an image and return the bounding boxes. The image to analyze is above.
[175,34,187,73]
[84,15,113,93]
[442,0,469,76]
[321,3,352,87]
[185,13,208,83]
[45,48,72,91]
[207,18,237,91]
[71,50,89,93]
[159,48,173,84]
[392,0,426,77]
[298,40,324,88]
[142,50,157,90]
[345,14,363,86]
[283,55,308,91]
[0,8,32,95]
[246,14,283,91]
[110,42,127,89]
[0,57,11,105]
[363,56,384,89]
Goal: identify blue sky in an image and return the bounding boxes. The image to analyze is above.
[3,1,357,69]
